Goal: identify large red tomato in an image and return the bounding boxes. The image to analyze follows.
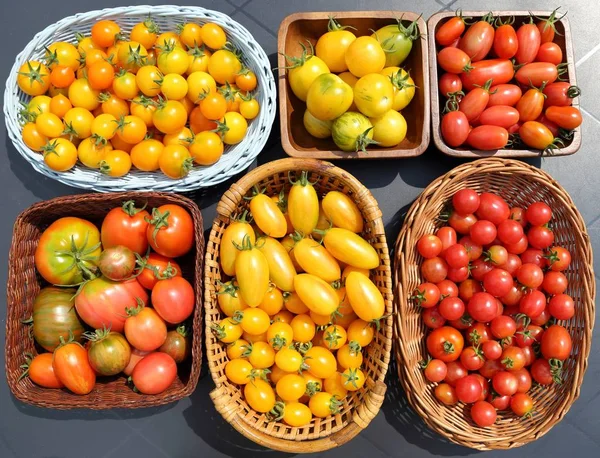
[101,201,150,255]
[137,252,182,290]
[131,352,177,394]
[75,278,148,332]
[426,326,464,362]
[35,217,101,285]
[146,205,194,258]
[151,276,195,324]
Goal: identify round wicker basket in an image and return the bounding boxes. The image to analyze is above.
[394,158,595,449]
[4,5,276,192]
[204,158,393,453]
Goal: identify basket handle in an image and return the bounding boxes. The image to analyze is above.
[351,380,387,429]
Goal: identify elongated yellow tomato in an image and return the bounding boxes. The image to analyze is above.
[284,43,330,102]
[322,191,363,233]
[303,109,332,139]
[220,211,256,276]
[281,235,303,272]
[257,237,296,292]
[342,265,370,281]
[244,379,276,413]
[294,237,341,282]
[353,73,394,118]
[345,36,385,77]
[294,274,339,316]
[283,402,312,427]
[370,110,407,147]
[346,271,384,321]
[304,346,337,379]
[217,280,248,317]
[381,67,416,111]
[250,193,287,238]
[306,73,353,121]
[315,17,356,72]
[321,228,379,269]
[235,239,269,307]
[288,171,320,234]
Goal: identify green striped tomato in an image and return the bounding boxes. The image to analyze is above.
[85,328,131,376]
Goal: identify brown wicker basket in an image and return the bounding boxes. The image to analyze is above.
[6,192,204,409]
[204,158,393,452]
[394,158,595,449]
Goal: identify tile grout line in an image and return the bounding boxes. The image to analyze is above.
[237,9,278,38]
[575,40,600,67]
[581,107,600,126]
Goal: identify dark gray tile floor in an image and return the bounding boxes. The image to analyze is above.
[1,0,599,457]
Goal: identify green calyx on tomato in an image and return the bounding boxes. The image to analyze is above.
[18,352,36,381]
[17,61,48,87]
[533,7,567,37]
[288,170,317,187]
[82,325,113,342]
[176,323,189,337]
[248,368,271,382]
[216,279,240,297]
[494,15,515,27]
[233,232,263,251]
[327,15,356,33]
[146,207,173,248]
[279,40,317,71]
[125,297,146,317]
[548,358,563,384]
[443,90,465,113]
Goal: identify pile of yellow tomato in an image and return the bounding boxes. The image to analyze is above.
[17,18,260,178]
[212,172,385,427]
[283,17,419,152]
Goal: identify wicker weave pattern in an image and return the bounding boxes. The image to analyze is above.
[4,5,276,192]
[394,158,595,449]
[204,158,393,453]
[5,192,204,409]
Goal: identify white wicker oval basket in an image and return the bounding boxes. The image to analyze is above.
[4,5,276,192]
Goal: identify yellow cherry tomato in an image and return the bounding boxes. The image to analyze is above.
[294,237,341,283]
[187,45,211,74]
[178,23,203,48]
[153,100,187,134]
[41,138,77,171]
[239,97,260,120]
[91,113,117,141]
[306,73,353,121]
[22,123,48,151]
[68,78,100,111]
[346,271,385,322]
[370,110,407,147]
[323,325,347,351]
[337,341,364,369]
[113,71,139,100]
[283,45,329,102]
[275,347,305,373]
[305,346,337,379]
[99,149,131,177]
[269,365,290,384]
[303,109,333,139]
[324,372,349,399]
[117,41,148,73]
[45,42,80,71]
[310,310,332,327]
[100,92,130,119]
[49,94,72,118]
[199,91,227,120]
[345,36,385,77]
[267,322,294,350]
[290,314,316,343]
[341,367,365,391]
[380,67,416,111]
[17,61,50,96]
[188,131,224,166]
[217,111,247,145]
[283,291,309,315]
[321,228,379,269]
[201,23,226,50]
[338,71,358,88]
[220,212,256,276]
[226,338,249,360]
[237,308,270,335]
[309,391,342,418]
[347,319,375,347]
[294,274,339,316]
[272,310,294,325]
[136,65,162,97]
[63,107,94,139]
[77,137,111,168]
[114,115,147,144]
[162,126,192,147]
[353,73,394,118]
[155,32,183,51]
[157,45,189,75]
[315,17,356,72]
[276,374,307,402]
[158,144,193,178]
[130,96,156,127]
[236,68,257,92]
[225,358,252,385]
[283,402,312,427]
[244,379,276,413]
[130,139,163,171]
[321,191,363,233]
[27,95,52,117]
[35,112,64,138]
[219,83,244,112]
[110,132,135,153]
[331,111,374,152]
[249,193,287,238]
[235,239,270,307]
[130,18,159,49]
[217,280,248,317]
[302,373,323,397]
[257,237,297,292]
[258,287,284,316]
[242,341,274,369]
[186,71,217,103]
[243,330,268,344]
[161,73,188,100]
[208,49,242,84]
[76,35,102,55]
[211,317,243,343]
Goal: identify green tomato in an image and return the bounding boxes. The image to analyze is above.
[332,112,375,152]
[372,18,421,67]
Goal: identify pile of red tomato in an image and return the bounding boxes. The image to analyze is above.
[436,8,583,153]
[21,201,196,396]
[416,189,574,427]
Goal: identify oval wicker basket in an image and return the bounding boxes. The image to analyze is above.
[204,158,393,453]
[4,5,276,192]
[5,192,204,409]
[394,158,595,449]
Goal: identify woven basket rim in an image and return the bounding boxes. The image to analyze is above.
[5,191,204,409]
[393,157,596,449]
[204,158,393,453]
[4,5,277,192]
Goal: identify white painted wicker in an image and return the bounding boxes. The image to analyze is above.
[4,5,276,192]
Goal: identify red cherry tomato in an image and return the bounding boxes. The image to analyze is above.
[471,401,497,427]
[459,279,483,302]
[479,359,502,379]
[488,84,522,107]
[469,220,497,246]
[441,110,470,147]
[447,266,469,283]
[519,290,547,318]
[412,282,441,308]
[541,325,572,361]
[485,245,508,265]
[460,346,485,371]
[531,358,554,385]
[455,374,483,404]
[427,326,464,362]
[435,383,459,405]
[515,23,541,64]
[444,361,468,386]
[458,20,495,62]
[505,235,528,254]
[490,315,517,339]
[513,367,533,393]
[496,219,524,245]
[472,373,490,402]
[548,294,575,320]
[531,308,552,326]
[423,306,446,329]
[514,324,544,347]
[543,82,580,108]
[528,226,555,249]
[511,392,534,417]
[536,42,563,65]
[459,236,483,261]
[501,284,524,307]
[509,207,528,227]
[421,257,448,283]
[515,62,559,87]
[547,246,571,271]
[482,340,502,360]
[476,193,510,225]
[483,269,513,298]
[501,346,526,371]
[488,393,511,410]
[492,371,518,396]
[542,271,568,295]
[439,296,466,321]
[493,23,518,59]
[545,106,583,130]
[436,16,467,46]
[537,13,560,43]
[521,345,537,366]
[453,189,480,215]
[436,227,457,252]
[478,106,520,128]
[437,279,459,298]
[444,244,470,268]
[461,59,514,91]
[448,212,478,235]
[439,72,463,97]
[471,258,494,282]
[526,202,552,226]
[517,88,546,122]
[417,234,443,259]
[438,47,473,74]
[468,292,498,323]
[517,264,544,289]
[520,248,547,268]
[424,359,448,383]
